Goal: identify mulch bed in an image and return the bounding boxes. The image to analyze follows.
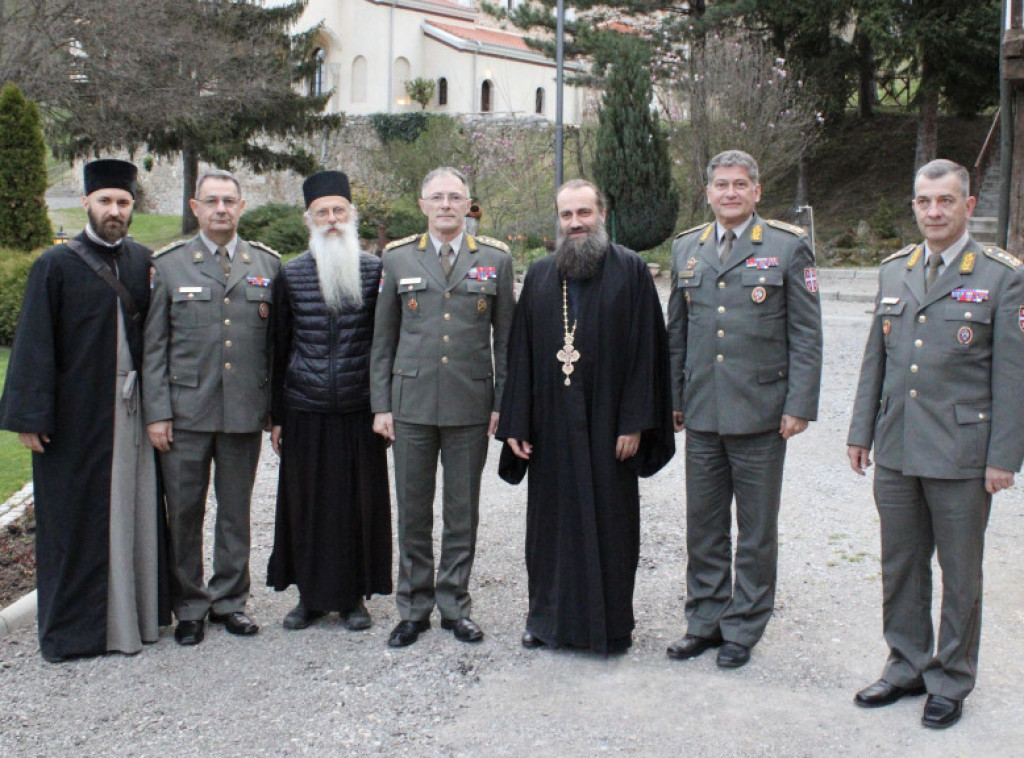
[0,505,36,608]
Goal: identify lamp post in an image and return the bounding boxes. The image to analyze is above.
[796,205,815,256]
[53,226,69,246]
[555,0,564,192]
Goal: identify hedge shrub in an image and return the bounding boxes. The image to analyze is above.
[237,203,308,256]
[0,248,39,346]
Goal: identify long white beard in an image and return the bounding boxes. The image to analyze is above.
[309,212,363,311]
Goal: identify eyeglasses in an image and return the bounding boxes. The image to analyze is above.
[197,196,240,209]
[312,206,349,221]
[424,193,467,205]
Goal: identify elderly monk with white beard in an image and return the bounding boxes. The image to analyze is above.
[266,171,393,631]
[496,179,675,654]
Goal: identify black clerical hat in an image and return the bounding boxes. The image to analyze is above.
[84,159,138,197]
[302,170,351,207]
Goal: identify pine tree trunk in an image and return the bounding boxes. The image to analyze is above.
[181,142,199,236]
[914,61,939,170]
[795,150,808,207]
[855,27,874,120]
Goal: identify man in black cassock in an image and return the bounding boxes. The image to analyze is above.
[0,159,166,662]
[266,171,392,630]
[496,179,675,654]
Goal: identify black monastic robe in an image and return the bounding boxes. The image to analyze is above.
[0,233,167,660]
[497,244,675,653]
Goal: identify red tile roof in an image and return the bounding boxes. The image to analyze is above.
[427,20,532,51]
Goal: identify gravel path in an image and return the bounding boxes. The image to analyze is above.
[2,278,1023,757]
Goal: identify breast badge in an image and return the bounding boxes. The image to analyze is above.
[408,298,418,311]
[882,320,891,335]
[258,302,270,320]
[751,286,767,304]
[478,298,488,313]
[957,326,973,345]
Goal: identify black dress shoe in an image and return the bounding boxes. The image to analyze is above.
[854,679,927,708]
[209,611,259,636]
[716,641,751,668]
[174,620,205,646]
[521,631,546,649]
[921,694,963,729]
[282,602,326,631]
[667,634,722,660]
[388,619,430,647]
[441,617,484,642]
[342,601,372,631]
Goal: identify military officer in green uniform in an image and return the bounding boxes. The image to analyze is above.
[143,169,280,646]
[847,159,1024,729]
[371,167,515,648]
[666,150,823,669]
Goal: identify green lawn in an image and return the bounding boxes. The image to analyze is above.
[49,208,185,250]
[0,347,32,502]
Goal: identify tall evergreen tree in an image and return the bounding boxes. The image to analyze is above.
[592,38,678,252]
[0,82,52,251]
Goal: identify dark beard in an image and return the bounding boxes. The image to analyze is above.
[87,207,132,245]
[555,224,609,280]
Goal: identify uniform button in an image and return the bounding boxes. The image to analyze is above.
[759,276,766,283]
[172,374,178,381]
[910,364,918,372]
[444,292,451,299]
[914,339,922,347]
[979,413,986,420]
[443,335,450,343]
[965,311,972,319]
[224,362,232,370]
[718,281,726,289]
[717,330,725,338]
[918,315,926,323]
[224,319,231,326]
[224,297,230,304]
[441,356,449,364]
[444,313,451,321]
[717,306,726,314]
[716,354,724,362]
[225,340,232,348]
[909,389,917,398]
[187,293,194,299]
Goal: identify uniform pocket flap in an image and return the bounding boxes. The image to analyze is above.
[246,287,272,302]
[954,402,992,424]
[172,287,211,303]
[676,272,702,287]
[742,270,784,287]
[757,363,788,383]
[471,361,494,379]
[398,279,428,293]
[876,300,906,316]
[392,363,419,377]
[169,366,199,387]
[943,304,991,324]
[465,280,497,295]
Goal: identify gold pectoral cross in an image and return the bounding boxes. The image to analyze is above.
[557,336,580,386]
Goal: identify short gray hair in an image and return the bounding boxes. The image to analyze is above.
[195,169,242,198]
[556,179,607,214]
[420,167,469,198]
[915,159,970,199]
[707,150,759,185]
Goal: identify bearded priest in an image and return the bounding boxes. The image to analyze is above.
[266,171,393,632]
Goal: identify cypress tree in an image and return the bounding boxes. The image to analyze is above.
[592,37,678,252]
[0,82,52,251]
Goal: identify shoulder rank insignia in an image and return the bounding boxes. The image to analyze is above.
[750,224,763,243]
[474,235,511,254]
[384,233,421,252]
[959,251,976,274]
[765,219,806,236]
[675,222,712,240]
[152,240,187,258]
[699,225,714,244]
[248,240,281,258]
[983,246,1021,269]
[881,243,917,266]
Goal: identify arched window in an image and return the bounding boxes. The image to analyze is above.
[393,57,411,104]
[310,48,326,97]
[535,87,544,115]
[438,77,448,106]
[352,56,367,103]
[481,79,492,113]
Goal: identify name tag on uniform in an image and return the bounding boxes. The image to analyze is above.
[178,286,203,293]
[880,296,900,305]
[399,277,422,286]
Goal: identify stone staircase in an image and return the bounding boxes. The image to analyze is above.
[969,158,1001,244]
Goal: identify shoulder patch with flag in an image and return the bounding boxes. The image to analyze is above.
[804,267,818,293]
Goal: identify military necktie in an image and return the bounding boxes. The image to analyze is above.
[925,253,941,292]
[720,229,735,264]
[217,245,231,277]
[439,242,454,279]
